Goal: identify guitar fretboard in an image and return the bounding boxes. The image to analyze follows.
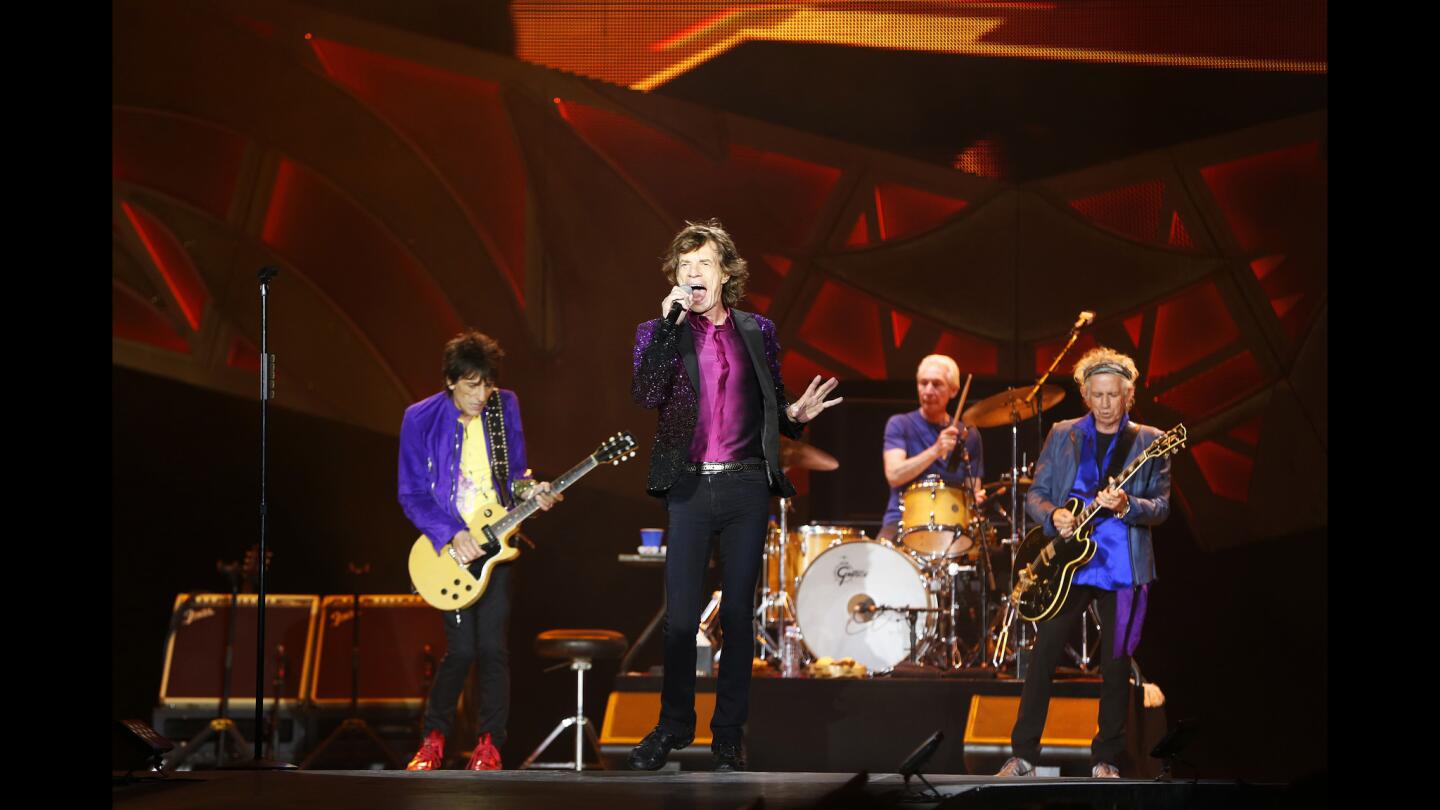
[491,455,599,535]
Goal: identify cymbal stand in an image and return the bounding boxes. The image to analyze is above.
[995,395,1035,672]
[1064,602,1104,673]
[961,532,1001,668]
[940,557,980,669]
[754,498,798,662]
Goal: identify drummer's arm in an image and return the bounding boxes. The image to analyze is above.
[967,476,986,503]
[884,446,939,489]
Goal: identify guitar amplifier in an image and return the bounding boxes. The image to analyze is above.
[598,675,716,769]
[962,694,1098,776]
[159,593,320,709]
[308,594,448,708]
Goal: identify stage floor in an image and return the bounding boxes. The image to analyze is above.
[112,769,1285,810]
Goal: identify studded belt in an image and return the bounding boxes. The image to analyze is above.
[686,460,766,475]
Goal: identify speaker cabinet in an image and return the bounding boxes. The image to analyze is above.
[159,593,319,708]
[308,594,448,708]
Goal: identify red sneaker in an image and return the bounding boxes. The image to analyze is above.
[406,730,445,771]
[466,732,502,771]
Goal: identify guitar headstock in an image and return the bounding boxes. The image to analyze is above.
[1146,423,1188,459]
[595,431,638,466]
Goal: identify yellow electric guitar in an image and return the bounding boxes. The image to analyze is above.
[408,432,637,610]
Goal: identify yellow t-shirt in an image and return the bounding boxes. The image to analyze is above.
[455,416,498,524]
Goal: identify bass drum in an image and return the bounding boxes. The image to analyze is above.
[794,539,935,673]
[763,525,866,623]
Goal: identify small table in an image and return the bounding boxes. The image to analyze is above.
[616,553,666,673]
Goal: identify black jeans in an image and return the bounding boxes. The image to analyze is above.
[658,468,770,746]
[423,562,512,746]
[1011,585,1131,767]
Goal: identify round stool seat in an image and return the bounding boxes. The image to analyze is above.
[535,629,628,661]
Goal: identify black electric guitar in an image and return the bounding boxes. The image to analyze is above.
[408,432,637,610]
[1011,423,1187,622]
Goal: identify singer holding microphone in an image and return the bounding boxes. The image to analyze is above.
[627,219,842,772]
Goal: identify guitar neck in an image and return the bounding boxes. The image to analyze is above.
[1074,448,1152,529]
[492,455,598,534]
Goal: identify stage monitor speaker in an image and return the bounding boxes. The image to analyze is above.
[159,593,320,709]
[308,594,448,708]
[962,694,1097,776]
[113,718,174,772]
[598,677,716,769]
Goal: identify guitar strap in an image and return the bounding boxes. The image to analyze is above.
[482,395,511,507]
[1103,422,1141,487]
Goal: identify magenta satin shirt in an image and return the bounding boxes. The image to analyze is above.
[687,313,762,462]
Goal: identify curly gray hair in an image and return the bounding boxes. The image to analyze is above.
[1073,346,1138,408]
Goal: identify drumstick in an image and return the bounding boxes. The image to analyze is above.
[942,373,973,460]
[949,373,973,429]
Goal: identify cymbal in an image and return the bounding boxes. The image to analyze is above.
[983,476,1033,490]
[962,385,1065,428]
[780,437,839,472]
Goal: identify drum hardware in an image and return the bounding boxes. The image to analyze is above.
[1063,602,1104,673]
[754,498,796,662]
[991,596,1028,669]
[755,439,842,671]
[982,474,1033,492]
[854,603,942,666]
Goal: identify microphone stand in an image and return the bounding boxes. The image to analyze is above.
[995,312,1092,677]
[224,267,294,769]
[299,563,403,769]
[1027,315,1087,480]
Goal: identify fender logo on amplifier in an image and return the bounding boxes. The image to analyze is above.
[181,607,216,626]
[328,609,359,628]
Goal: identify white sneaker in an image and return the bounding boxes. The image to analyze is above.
[1091,762,1121,778]
[996,756,1035,776]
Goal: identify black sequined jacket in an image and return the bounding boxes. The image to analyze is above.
[631,309,806,497]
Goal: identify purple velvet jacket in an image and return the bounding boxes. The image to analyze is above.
[632,309,805,497]
[397,388,531,553]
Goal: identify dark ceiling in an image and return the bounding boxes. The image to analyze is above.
[300,0,1326,181]
[659,42,1328,181]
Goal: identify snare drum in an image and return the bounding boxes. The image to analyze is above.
[899,476,974,557]
[794,539,936,673]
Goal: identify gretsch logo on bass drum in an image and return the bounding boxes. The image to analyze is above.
[834,559,867,586]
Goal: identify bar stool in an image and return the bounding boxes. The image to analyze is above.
[520,629,629,771]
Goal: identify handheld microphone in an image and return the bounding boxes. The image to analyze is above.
[665,284,700,325]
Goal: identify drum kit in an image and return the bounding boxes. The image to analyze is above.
[754,383,1083,676]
